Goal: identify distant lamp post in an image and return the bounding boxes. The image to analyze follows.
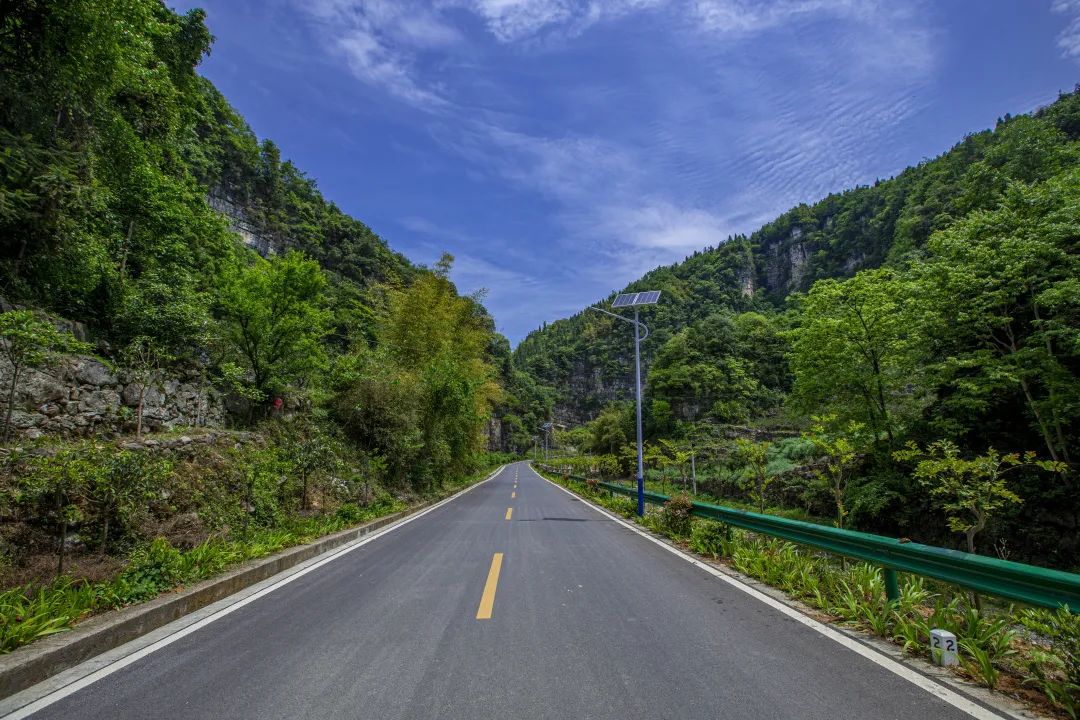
[540,422,553,461]
[538,421,564,463]
[589,290,661,516]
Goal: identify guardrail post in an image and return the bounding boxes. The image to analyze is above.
[884,568,900,604]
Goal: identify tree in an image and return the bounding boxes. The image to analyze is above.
[788,269,928,445]
[333,254,499,490]
[217,251,331,406]
[804,416,863,529]
[20,448,93,577]
[587,403,629,455]
[88,449,171,553]
[647,313,769,425]
[283,421,341,510]
[596,454,621,480]
[114,272,211,355]
[122,336,172,438]
[643,442,671,488]
[0,310,88,443]
[893,440,1065,554]
[920,170,1080,466]
[659,438,694,492]
[734,438,774,513]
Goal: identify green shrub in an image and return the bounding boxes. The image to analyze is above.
[0,579,94,652]
[640,509,666,535]
[689,520,728,558]
[661,493,693,537]
[1019,606,1080,717]
[335,503,365,524]
[120,538,185,596]
[609,496,637,519]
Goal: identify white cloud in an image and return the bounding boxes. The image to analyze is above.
[336,29,448,108]
[689,0,852,34]
[596,201,733,251]
[299,0,459,108]
[457,0,575,41]
[437,0,666,42]
[288,0,940,337]
[1053,0,1080,59]
[463,123,637,201]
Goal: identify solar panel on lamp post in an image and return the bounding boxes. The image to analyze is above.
[538,422,555,461]
[589,291,661,516]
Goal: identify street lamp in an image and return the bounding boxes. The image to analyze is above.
[540,422,552,461]
[538,421,564,463]
[589,290,661,516]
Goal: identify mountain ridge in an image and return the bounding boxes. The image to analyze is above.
[513,88,1080,424]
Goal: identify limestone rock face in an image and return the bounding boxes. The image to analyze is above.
[75,360,116,387]
[17,369,68,405]
[1,351,225,439]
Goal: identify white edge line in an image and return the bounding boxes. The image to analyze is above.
[2,465,507,720]
[532,465,1010,720]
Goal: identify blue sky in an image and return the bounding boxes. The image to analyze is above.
[173,0,1080,344]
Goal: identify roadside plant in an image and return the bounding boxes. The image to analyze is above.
[960,639,1001,690]
[733,438,774,513]
[0,579,94,652]
[659,438,694,492]
[661,493,693,537]
[20,448,95,577]
[803,416,863,529]
[87,450,172,553]
[1019,606,1080,717]
[121,336,172,438]
[893,440,1064,554]
[282,421,341,510]
[689,519,728,558]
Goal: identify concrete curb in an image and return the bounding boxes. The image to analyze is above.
[0,471,496,701]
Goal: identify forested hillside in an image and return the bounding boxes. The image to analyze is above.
[0,0,534,616]
[518,91,1080,566]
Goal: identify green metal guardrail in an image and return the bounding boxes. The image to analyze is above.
[535,464,1080,611]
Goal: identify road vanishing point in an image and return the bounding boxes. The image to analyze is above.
[6,462,1012,719]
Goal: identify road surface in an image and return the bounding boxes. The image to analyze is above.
[12,462,1003,719]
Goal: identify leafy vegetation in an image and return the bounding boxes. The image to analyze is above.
[0,1,525,652]
[0,431,508,654]
[519,90,1080,567]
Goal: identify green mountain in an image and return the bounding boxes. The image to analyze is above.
[513,90,1080,565]
[514,90,1080,426]
[0,1,517,491]
[0,4,415,342]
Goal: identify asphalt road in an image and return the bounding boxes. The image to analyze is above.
[19,462,998,720]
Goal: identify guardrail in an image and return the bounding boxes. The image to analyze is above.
[534,464,1080,612]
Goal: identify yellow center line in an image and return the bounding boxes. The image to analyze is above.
[476,552,504,620]
[505,507,513,520]
[511,491,516,498]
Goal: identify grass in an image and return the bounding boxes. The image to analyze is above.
[539,465,1080,719]
[546,460,826,524]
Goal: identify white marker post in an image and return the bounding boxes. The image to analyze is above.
[930,629,959,667]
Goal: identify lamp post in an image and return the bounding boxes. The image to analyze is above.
[589,290,661,516]
[539,422,554,462]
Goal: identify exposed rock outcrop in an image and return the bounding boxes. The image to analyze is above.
[3,354,224,439]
